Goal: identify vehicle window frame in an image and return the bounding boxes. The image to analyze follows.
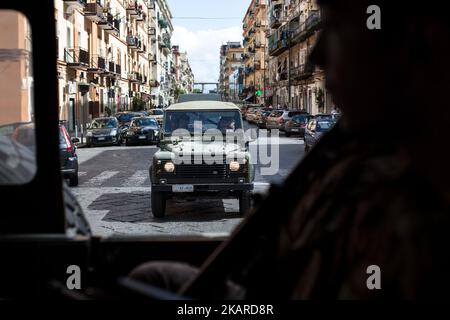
[0,5,65,234]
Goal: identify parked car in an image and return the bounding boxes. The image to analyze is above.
[10,123,79,186]
[115,112,145,144]
[125,117,160,146]
[285,113,312,137]
[147,109,164,126]
[304,118,337,152]
[59,124,79,187]
[256,110,273,129]
[265,110,285,130]
[266,110,310,132]
[86,117,121,147]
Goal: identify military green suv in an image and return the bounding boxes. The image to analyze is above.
[149,101,255,218]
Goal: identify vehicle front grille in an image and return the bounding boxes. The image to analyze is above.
[176,164,227,179]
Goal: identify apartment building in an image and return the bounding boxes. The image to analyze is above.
[242,0,268,105]
[149,0,174,107]
[218,42,244,102]
[266,0,332,113]
[172,45,194,94]
[0,10,33,126]
[54,0,183,136]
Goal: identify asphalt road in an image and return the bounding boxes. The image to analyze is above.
[71,122,306,236]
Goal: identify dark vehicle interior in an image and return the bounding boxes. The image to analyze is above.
[2,0,450,305]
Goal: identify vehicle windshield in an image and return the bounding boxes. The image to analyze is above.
[164,110,243,134]
[136,118,158,127]
[316,121,335,132]
[149,109,163,116]
[91,119,118,129]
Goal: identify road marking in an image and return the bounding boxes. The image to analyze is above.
[78,172,87,177]
[82,171,120,187]
[123,170,149,187]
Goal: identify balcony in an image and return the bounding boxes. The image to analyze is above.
[63,0,86,10]
[136,11,146,22]
[99,13,120,37]
[158,18,169,29]
[103,61,117,76]
[289,62,315,81]
[268,27,288,56]
[269,6,282,29]
[127,72,139,83]
[291,10,322,44]
[126,0,139,16]
[83,1,104,22]
[64,47,89,69]
[87,55,106,73]
[126,35,139,49]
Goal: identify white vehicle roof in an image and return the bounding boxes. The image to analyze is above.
[166,101,240,111]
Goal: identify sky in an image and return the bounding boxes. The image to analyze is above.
[169,0,252,90]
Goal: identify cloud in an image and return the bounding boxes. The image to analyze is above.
[172,25,242,85]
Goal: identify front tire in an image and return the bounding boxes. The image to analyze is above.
[239,191,252,216]
[151,191,166,218]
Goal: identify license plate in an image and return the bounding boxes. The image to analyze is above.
[97,137,105,141]
[291,129,299,132]
[172,185,194,193]
[139,135,147,139]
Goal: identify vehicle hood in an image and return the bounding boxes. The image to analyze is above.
[165,140,245,156]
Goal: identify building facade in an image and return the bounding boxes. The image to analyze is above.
[54,0,186,136]
[0,10,33,126]
[218,42,244,102]
[242,0,268,105]
[266,0,332,113]
[172,45,194,95]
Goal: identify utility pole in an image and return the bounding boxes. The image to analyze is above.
[287,24,292,110]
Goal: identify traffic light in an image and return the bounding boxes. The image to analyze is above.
[256,89,262,97]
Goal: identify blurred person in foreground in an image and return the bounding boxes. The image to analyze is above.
[129,0,450,299]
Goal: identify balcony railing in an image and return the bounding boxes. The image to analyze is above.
[64,47,89,69]
[291,10,322,43]
[289,62,315,81]
[63,0,87,10]
[87,55,106,73]
[84,1,104,22]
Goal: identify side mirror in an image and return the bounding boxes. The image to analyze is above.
[86,123,91,129]
[71,137,80,144]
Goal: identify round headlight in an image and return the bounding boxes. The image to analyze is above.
[164,162,175,173]
[229,161,240,172]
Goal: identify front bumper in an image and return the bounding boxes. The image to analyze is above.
[87,136,117,145]
[61,157,78,176]
[152,183,254,192]
[127,133,159,144]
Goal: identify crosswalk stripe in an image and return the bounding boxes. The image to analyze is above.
[123,170,149,187]
[82,171,120,187]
